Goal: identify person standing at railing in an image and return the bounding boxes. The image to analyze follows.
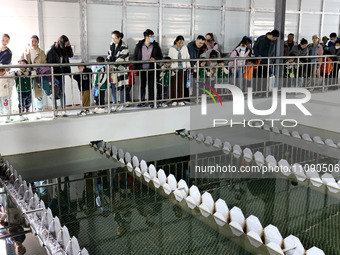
[187,35,206,101]
[168,35,191,105]
[321,50,333,87]
[0,66,14,123]
[321,36,329,49]
[21,35,47,114]
[228,37,251,91]
[158,57,175,107]
[93,56,107,114]
[326,33,340,48]
[243,59,260,91]
[203,33,218,53]
[283,53,297,88]
[253,29,279,94]
[106,30,129,112]
[187,35,206,68]
[46,35,73,113]
[329,40,340,88]
[0,34,12,65]
[73,63,92,115]
[133,29,163,108]
[14,59,32,121]
[307,35,323,88]
[283,33,297,56]
[289,38,308,87]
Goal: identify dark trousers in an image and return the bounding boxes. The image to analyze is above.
[95,90,106,106]
[140,70,155,102]
[125,86,132,102]
[18,91,32,113]
[55,75,65,109]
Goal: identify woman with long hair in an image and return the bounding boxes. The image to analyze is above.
[106,30,129,111]
[168,35,190,105]
[21,35,47,113]
[46,35,73,111]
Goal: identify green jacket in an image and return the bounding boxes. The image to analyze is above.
[216,67,229,79]
[159,65,171,87]
[15,71,32,92]
[94,66,108,90]
[285,63,296,78]
[194,67,210,79]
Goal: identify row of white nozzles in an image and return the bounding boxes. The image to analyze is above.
[2,159,88,255]
[183,130,340,194]
[263,124,340,149]
[95,143,325,255]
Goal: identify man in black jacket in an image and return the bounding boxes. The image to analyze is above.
[133,29,163,107]
[253,29,279,93]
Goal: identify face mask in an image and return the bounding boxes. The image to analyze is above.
[240,47,246,51]
[149,37,155,43]
[336,46,340,50]
[330,40,335,43]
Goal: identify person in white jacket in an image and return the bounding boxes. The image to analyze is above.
[168,35,190,105]
[0,66,15,122]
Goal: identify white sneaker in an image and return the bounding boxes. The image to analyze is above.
[81,111,87,116]
[96,108,105,114]
[116,105,124,112]
[178,102,185,106]
[20,115,26,121]
[111,106,117,112]
[172,102,177,106]
[161,103,168,108]
[93,107,99,113]
[61,111,67,117]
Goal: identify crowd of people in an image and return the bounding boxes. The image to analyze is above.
[283,32,340,88]
[0,29,340,121]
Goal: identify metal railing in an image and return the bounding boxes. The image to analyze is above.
[0,55,339,121]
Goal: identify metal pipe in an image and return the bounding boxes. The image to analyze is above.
[190,0,196,41]
[79,0,88,62]
[37,0,45,51]
[154,62,157,108]
[23,208,44,215]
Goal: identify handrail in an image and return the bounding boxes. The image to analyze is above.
[0,54,338,69]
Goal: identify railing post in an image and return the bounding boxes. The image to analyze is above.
[107,64,110,113]
[322,56,326,92]
[266,60,270,97]
[296,57,300,88]
[233,59,237,86]
[196,59,199,104]
[51,66,56,119]
[154,61,157,108]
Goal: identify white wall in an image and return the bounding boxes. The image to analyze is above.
[1,90,340,156]
[0,106,190,155]
[0,0,39,63]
